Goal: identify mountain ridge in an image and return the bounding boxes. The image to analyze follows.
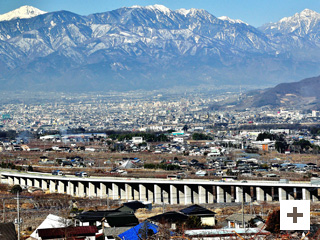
[0,5,320,92]
[234,75,320,110]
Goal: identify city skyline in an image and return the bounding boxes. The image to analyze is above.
[0,0,320,27]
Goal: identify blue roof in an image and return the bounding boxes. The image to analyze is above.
[118,221,158,240]
[293,163,307,168]
[281,163,307,168]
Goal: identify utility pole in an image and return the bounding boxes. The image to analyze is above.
[3,199,5,223]
[107,194,109,210]
[17,191,20,240]
[242,187,245,229]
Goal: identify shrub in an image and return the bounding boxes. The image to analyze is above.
[265,209,280,233]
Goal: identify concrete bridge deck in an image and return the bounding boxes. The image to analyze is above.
[1,170,319,205]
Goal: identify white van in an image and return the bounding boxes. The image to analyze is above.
[167,175,181,180]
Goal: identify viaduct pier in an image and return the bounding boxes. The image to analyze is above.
[1,171,320,204]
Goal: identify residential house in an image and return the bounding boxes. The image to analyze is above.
[148,211,188,230]
[226,213,264,229]
[37,226,98,240]
[132,137,143,144]
[117,201,151,213]
[179,204,216,226]
[74,210,139,235]
[30,214,72,240]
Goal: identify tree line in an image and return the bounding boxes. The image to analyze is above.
[108,132,168,142]
[257,132,320,154]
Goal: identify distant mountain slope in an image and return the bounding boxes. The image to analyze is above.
[0,5,320,91]
[240,75,320,109]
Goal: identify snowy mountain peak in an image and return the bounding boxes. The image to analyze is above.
[279,8,320,23]
[218,16,248,25]
[299,8,319,17]
[0,5,46,22]
[131,4,171,15]
[261,8,320,36]
[175,8,215,22]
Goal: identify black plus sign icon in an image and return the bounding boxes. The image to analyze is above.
[287,207,304,223]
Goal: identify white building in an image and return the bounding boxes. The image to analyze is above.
[132,137,143,144]
[173,137,184,143]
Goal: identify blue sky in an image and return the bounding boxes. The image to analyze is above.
[1,0,320,27]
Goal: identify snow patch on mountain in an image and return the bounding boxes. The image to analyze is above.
[131,4,171,15]
[218,16,248,25]
[176,8,208,17]
[0,6,46,22]
[175,8,191,16]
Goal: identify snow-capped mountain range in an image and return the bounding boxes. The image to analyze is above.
[0,5,320,92]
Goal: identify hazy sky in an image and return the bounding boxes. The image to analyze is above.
[1,0,320,27]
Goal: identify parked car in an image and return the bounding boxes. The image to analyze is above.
[75,171,88,177]
[52,170,64,176]
[266,173,279,178]
[195,170,207,177]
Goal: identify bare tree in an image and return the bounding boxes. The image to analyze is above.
[137,221,156,240]
[155,220,171,240]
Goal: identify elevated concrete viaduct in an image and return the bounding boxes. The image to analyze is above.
[1,171,319,204]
